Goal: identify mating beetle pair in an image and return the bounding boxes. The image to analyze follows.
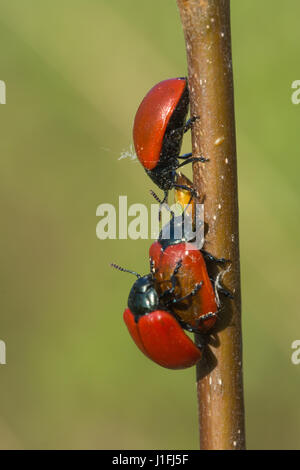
[113,77,231,369]
[112,213,229,369]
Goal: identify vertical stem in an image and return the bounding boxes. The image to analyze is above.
[177,0,246,449]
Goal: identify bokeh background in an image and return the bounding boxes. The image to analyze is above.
[0,0,299,449]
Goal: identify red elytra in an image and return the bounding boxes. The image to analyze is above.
[150,241,218,332]
[133,78,187,171]
[123,308,201,370]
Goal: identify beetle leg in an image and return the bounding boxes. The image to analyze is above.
[201,249,228,264]
[209,274,234,299]
[158,190,169,222]
[197,311,218,326]
[178,319,202,334]
[169,259,183,293]
[178,152,193,159]
[162,190,168,205]
[172,314,208,344]
[150,257,159,276]
[217,286,234,299]
[150,257,154,272]
[200,312,217,322]
[183,116,199,133]
[171,259,183,276]
[177,157,208,168]
[168,116,199,141]
[171,281,203,304]
[169,311,198,333]
[159,260,183,299]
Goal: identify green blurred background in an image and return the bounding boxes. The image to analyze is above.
[0,0,299,449]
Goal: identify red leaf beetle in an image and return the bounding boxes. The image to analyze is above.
[133,77,207,205]
[111,263,202,369]
[149,212,232,332]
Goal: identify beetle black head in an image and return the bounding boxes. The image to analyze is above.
[128,274,159,319]
[111,263,160,321]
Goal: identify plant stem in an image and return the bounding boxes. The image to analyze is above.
[176,0,246,450]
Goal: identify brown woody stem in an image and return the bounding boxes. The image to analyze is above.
[177,0,246,450]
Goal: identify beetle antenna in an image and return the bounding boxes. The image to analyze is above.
[149,190,175,220]
[149,189,162,204]
[110,263,141,278]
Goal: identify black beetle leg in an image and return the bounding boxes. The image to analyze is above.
[170,281,203,305]
[178,152,193,159]
[197,312,218,325]
[159,260,183,300]
[212,277,234,299]
[183,116,199,133]
[169,116,199,141]
[171,312,201,335]
[177,157,208,169]
[157,190,169,222]
[209,273,234,300]
[150,257,159,276]
[201,250,228,264]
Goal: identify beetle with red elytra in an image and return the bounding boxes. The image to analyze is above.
[133,77,207,205]
[149,210,232,334]
[111,262,203,370]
